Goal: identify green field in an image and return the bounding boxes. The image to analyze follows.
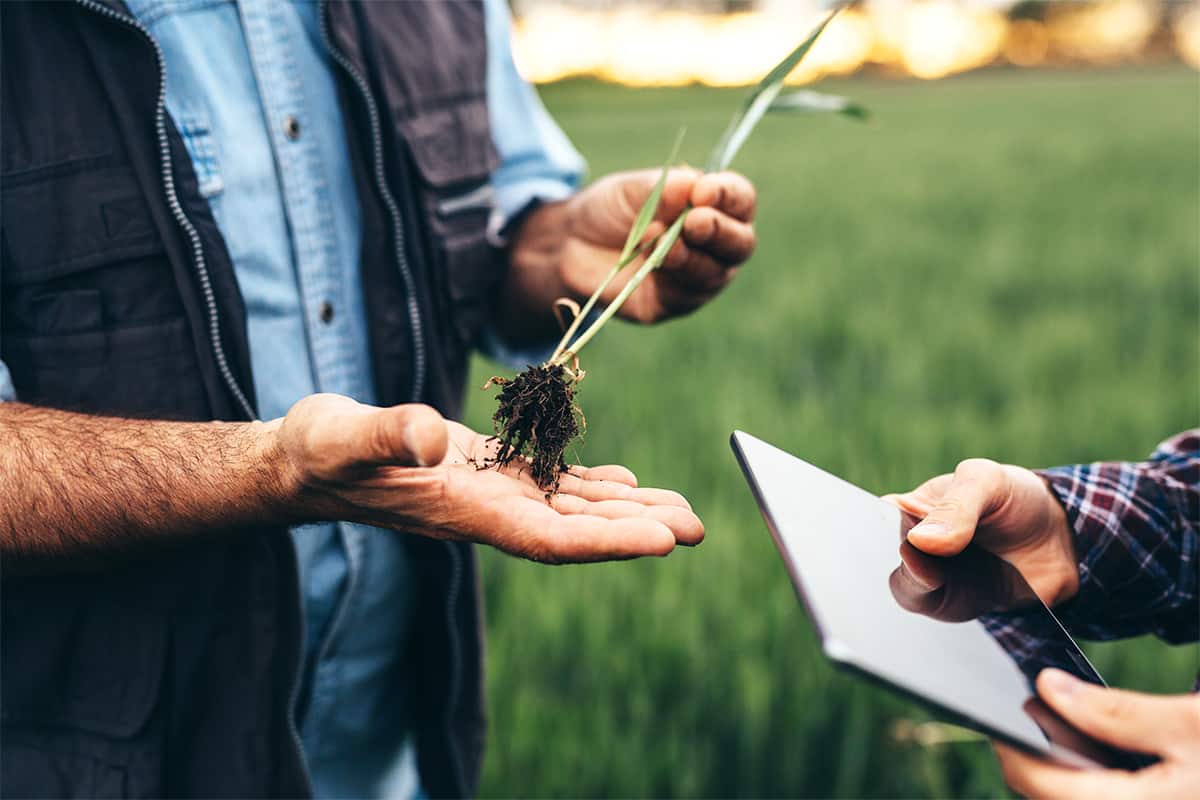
[465,68,1200,798]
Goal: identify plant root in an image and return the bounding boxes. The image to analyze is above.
[489,364,580,493]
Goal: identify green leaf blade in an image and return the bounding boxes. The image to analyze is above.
[705,8,840,173]
[620,127,686,265]
[769,89,869,121]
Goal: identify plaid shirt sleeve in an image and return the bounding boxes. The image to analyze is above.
[979,431,1198,689]
[1038,430,1199,644]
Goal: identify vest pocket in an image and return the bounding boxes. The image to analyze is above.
[434,212,505,350]
[418,179,506,351]
[1,574,168,741]
[1,572,166,798]
[2,316,207,418]
[1,169,211,419]
[397,100,506,352]
[0,745,128,799]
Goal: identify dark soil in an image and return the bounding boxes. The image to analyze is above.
[488,364,581,492]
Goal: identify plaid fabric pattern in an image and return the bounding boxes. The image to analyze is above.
[1041,429,1199,644]
[981,431,1199,687]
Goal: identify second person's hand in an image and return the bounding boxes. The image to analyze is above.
[883,458,1080,606]
[995,668,1199,799]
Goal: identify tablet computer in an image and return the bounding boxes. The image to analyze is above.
[730,430,1149,770]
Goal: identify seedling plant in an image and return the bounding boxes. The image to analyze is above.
[487,8,866,492]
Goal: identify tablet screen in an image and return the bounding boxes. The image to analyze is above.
[731,431,1149,770]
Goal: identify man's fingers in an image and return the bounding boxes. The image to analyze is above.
[690,171,757,221]
[556,473,694,510]
[888,474,955,514]
[1036,669,1199,756]
[550,495,705,546]
[658,168,703,220]
[906,458,1007,556]
[993,743,1137,800]
[680,207,756,265]
[883,490,934,518]
[619,167,700,222]
[547,515,678,562]
[356,403,449,468]
[568,464,639,487]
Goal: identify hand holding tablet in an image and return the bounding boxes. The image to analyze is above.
[729,431,1152,772]
[883,458,1081,609]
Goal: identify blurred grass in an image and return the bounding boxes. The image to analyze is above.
[466,68,1200,798]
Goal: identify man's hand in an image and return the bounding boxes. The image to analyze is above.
[275,394,703,563]
[0,396,700,569]
[559,168,757,323]
[995,668,1200,799]
[883,459,1079,606]
[501,168,756,340]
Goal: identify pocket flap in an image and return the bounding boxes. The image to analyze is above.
[1,571,167,739]
[1,166,162,285]
[396,98,498,190]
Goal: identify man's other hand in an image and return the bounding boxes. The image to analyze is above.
[274,394,704,563]
[561,168,756,323]
[883,459,1080,607]
[995,669,1200,799]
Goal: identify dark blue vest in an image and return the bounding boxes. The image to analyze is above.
[0,1,497,795]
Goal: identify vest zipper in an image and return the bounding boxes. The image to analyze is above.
[317,6,464,792]
[442,541,468,795]
[71,3,311,795]
[74,0,256,423]
[316,0,427,404]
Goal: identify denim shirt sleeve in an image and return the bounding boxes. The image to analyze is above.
[480,0,587,369]
[0,359,14,402]
[484,0,585,233]
[1,253,10,400]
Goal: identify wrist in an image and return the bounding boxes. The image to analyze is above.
[501,199,575,340]
[1036,475,1081,606]
[251,417,312,525]
[509,199,572,286]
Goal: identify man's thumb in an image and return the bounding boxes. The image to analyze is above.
[906,459,1005,557]
[357,403,449,468]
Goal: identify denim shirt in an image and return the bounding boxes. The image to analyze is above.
[0,1,583,797]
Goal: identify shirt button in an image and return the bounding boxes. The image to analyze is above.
[319,301,334,324]
[283,115,301,141]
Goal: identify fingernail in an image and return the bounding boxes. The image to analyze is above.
[909,522,946,539]
[1040,669,1081,698]
[908,569,941,591]
[404,421,433,467]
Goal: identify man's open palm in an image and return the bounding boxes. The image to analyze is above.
[277,393,704,563]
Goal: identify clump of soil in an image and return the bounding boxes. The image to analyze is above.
[488,364,581,492]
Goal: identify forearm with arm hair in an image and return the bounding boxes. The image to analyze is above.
[0,402,296,569]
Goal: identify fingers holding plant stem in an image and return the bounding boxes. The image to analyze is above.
[550,129,687,364]
[552,211,689,367]
[548,238,650,364]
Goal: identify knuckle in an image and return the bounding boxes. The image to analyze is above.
[1097,690,1134,722]
[427,467,453,511]
[956,457,1000,479]
[368,416,396,461]
[706,212,722,242]
[933,496,968,517]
